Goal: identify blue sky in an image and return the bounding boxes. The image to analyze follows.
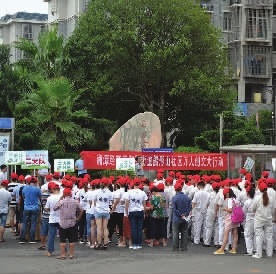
[0,0,48,17]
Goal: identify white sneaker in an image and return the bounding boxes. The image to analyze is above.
[129,245,133,249]
[136,246,142,249]
[252,254,262,259]
[132,246,137,250]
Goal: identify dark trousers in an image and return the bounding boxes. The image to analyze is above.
[108,212,124,239]
[150,217,166,239]
[172,221,188,251]
[143,215,151,239]
[78,210,86,240]
[129,211,144,246]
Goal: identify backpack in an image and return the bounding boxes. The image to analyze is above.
[231,199,244,224]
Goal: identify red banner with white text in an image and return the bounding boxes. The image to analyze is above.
[81,151,227,170]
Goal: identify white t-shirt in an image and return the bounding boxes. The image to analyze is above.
[205,184,213,193]
[243,197,255,221]
[121,192,129,217]
[94,188,113,214]
[45,194,61,223]
[0,171,7,182]
[267,188,276,209]
[253,195,274,224]
[77,189,88,210]
[164,185,175,209]
[206,191,217,216]
[215,190,224,217]
[0,188,12,213]
[192,189,210,212]
[86,190,97,214]
[113,188,125,214]
[127,188,147,212]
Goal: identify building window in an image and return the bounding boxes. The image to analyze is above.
[231,6,240,40]
[84,0,90,11]
[23,24,33,40]
[246,9,270,40]
[244,46,271,76]
[40,25,47,33]
[273,33,276,51]
[223,12,232,31]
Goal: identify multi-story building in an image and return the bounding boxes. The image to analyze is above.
[44,0,90,38]
[201,0,274,118]
[0,12,48,63]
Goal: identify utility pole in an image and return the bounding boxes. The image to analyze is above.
[219,113,223,152]
[273,78,276,146]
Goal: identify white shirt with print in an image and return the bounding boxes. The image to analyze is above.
[127,188,147,212]
[94,188,113,214]
[45,194,61,223]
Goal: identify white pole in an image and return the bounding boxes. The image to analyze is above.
[220,113,223,153]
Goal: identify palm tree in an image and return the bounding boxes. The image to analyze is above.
[14,28,70,79]
[15,77,94,154]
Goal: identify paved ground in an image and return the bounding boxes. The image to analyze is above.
[0,231,275,274]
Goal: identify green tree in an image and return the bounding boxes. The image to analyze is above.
[15,28,70,79]
[0,45,21,117]
[14,77,94,156]
[66,0,234,147]
[195,111,268,152]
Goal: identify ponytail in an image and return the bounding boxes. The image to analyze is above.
[262,191,269,207]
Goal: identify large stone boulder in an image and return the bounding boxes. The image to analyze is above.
[109,112,162,151]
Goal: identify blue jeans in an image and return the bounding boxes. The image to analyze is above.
[129,211,144,246]
[20,210,39,241]
[86,213,95,236]
[0,213,8,227]
[47,223,59,254]
[40,219,49,237]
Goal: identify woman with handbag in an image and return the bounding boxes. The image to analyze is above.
[214,188,240,255]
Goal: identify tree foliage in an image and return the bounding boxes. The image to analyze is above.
[15,28,70,79]
[195,111,269,152]
[66,0,235,147]
[14,77,94,156]
[0,45,21,117]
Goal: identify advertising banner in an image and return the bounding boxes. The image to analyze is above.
[54,159,75,172]
[116,158,135,171]
[81,151,227,170]
[0,135,9,165]
[21,150,49,169]
[5,151,26,165]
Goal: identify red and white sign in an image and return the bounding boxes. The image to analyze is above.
[81,151,227,170]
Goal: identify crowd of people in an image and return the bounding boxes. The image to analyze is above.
[0,164,275,260]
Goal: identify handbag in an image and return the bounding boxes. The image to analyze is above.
[231,199,244,224]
